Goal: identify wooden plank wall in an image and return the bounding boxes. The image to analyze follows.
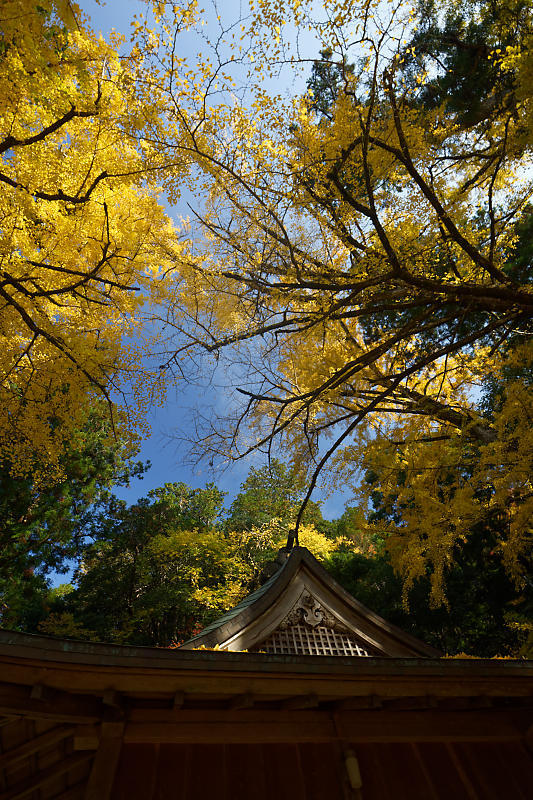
[111,740,533,800]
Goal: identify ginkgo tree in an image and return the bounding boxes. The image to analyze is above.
[144,0,533,601]
[0,0,192,483]
[4,0,530,605]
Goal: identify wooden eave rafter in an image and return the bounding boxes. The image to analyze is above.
[0,630,532,706]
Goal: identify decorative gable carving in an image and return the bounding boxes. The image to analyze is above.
[280,591,349,631]
[251,590,376,656]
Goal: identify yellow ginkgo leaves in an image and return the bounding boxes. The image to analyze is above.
[0,1,186,481]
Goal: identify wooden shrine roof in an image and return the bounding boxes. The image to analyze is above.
[0,629,532,799]
[0,549,531,798]
[180,546,440,657]
[1,628,532,708]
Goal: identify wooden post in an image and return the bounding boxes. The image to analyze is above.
[525,724,533,755]
[84,722,124,800]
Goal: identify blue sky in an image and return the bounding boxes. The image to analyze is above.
[82,0,354,519]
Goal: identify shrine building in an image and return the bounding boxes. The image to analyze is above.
[0,545,532,799]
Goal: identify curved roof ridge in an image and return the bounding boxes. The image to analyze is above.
[179,550,291,647]
[180,547,441,657]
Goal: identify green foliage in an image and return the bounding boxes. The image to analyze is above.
[0,405,146,631]
[225,459,328,534]
[352,466,533,656]
[33,465,343,646]
[44,483,236,646]
[0,569,51,633]
[327,506,374,551]
[403,0,531,127]
[326,531,529,657]
[307,47,354,120]
[32,457,529,656]
[0,411,145,570]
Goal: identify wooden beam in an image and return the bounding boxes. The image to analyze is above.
[102,690,122,709]
[2,658,533,704]
[29,684,49,701]
[54,785,87,800]
[228,693,255,710]
[0,716,19,728]
[125,718,335,744]
[336,695,382,711]
[382,695,439,710]
[525,724,533,754]
[0,685,102,724]
[468,694,493,708]
[1,752,93,800]
[122,709,529,744]
[340,710,528,743]
[73,725,100,751]
[282,694,319,710]
[84,722,124,800]
[0,725,75,768]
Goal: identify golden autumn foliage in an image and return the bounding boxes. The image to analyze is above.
[135,0,533,601]
[0,0,187,481]
[2,0,531,604]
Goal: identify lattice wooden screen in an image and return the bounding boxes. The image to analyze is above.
[252,624,372,656]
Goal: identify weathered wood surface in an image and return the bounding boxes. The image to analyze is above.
[0,725,75,769]
[1,629,532,681]
[2,665,532,709]
[122,709,530,743]
[1,708,532,799]
[83,723,124,800]
[1,751,92,800]
[0,630,532,799]
[0,686,102,724]
[107,740,533,800]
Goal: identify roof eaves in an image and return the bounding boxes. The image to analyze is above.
[180,546,443,658]
[296,548,442,658]
[179,546,440,657]
[179,547,305,649]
